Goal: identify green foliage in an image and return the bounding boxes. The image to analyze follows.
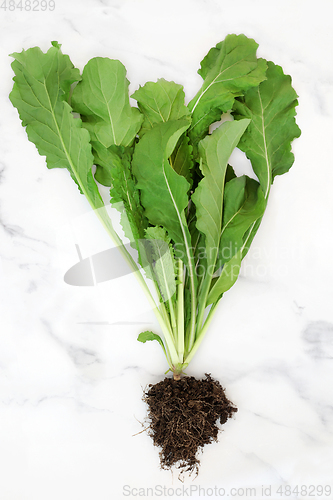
[192,119,250,269]
[137,331,168,358]
[9,35,301,376]
[188,34,267,151]
[232,60,301,259]
[9,43,101,209]
[233,61,301,197]
[217,175,266,267]
[107,145,148,264]
[131,119,193,271]
[72,57,143,148]
[207,250,242,305]
[71,57,143,186]
[132,79,194,184]
[132,78,190,135]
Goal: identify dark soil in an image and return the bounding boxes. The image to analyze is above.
[143,373,237,475]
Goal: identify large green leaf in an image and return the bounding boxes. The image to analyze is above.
[9,42,102,209]
[131,119,193,269]
[206,250,241,305]
[233,61,301,259]
[217,175,266,267]
[132,78,190,134]
[132,79,193,182]
[233,60,301,198]
[188,34,267,150]
[71,57,143,148]
[192,119,250,270]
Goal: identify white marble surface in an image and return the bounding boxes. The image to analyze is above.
[1,0,333,498]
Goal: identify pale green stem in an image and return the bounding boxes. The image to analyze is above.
[158,317,181,369]
[161,335,173,370]
[194,270,212,340]
[187,263,197,354]
[159,299,174,340]
[167,296,177,336]
[151,277,180,369]
[184,301,219,366]
[175,223,197,362]
[176,259,185,362]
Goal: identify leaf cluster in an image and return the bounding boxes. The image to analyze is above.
[9,35,301,375]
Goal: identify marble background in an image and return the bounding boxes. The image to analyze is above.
[1,0,333,498]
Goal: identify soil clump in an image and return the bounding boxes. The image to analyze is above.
[143,373,237,474]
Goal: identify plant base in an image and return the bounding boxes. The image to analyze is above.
[143,373,237,475]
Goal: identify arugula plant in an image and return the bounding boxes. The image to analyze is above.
[9,35,301,378]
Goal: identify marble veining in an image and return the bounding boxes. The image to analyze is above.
[302,321,333,360]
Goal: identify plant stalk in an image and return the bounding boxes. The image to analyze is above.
[176,259,185,362]
[184,301,219,366]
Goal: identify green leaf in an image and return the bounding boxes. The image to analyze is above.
[109,146,148,239]
[137,331,167,356]
[232,61,301,261]
[132,78,190,136]
[108,146,146,230]
[131,119,193,270]
[182,201,205,329]
[233,60,301,198]
[9,43,102,209]
[192,119,251,270]
[225,163,237,183]
[91,142,148,264]
[217,175,266,267]
[140,226,176,302]
[188,34,267,150]
[71,57,143,149]
[91,140,117,186]
[206,249,241,305]
[187,201,206,275]
[132,79,193,183]
[9,42,146,295]
[170,134,193,184]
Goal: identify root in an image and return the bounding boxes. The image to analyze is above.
[143,373,237,474]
